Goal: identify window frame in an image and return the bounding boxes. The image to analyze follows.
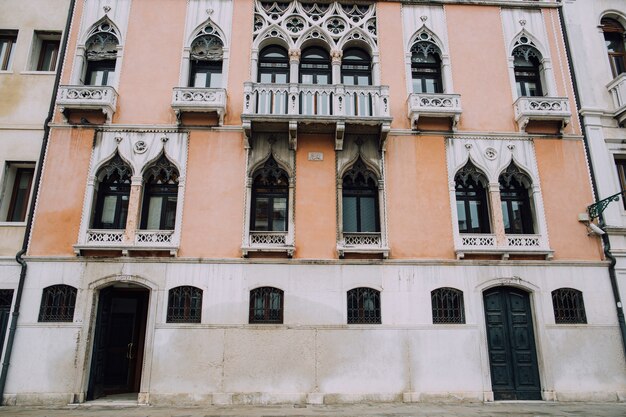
[552,288,587,324]
[454,163,491,234]
[431,287,465,324]
[347,287,381,324]
[38,284,77,322]
[602,17,626,78]
[341,47,372,86]
[0,30,18,71]
[410,41,443,94]
[258,45,290,84]
[616,158,626,210]
[92,155,132,230]
[85,59,116,86]
[499,165,535,235]
[249,287,284,324]
[299,46,331,85]
[5,165,34,223]
[167,286,202,324]
[250,157,289,232]
[341,158,380,234]
[140,155,179,231]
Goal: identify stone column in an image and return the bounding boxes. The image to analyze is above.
[331,49,343,84]
[489,182,507,246]
[123,175,144,245]
[289,48,301,83]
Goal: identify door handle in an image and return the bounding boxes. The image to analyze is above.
[126,342,134,360]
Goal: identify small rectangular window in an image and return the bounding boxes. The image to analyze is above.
[0,30,18,71]
[1,162,35,222]
[29,31,61,72]
[615,158,626,209]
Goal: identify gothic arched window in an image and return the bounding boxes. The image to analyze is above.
[411,41,443,94]
[513,44,543,97]
[38,285,77,322]
[93,153,131,230]
[602,17,626,78]
[249,287,283,324]
[342,157,379,233]
[251,156,289,232]
[300,46,331,84]
[431,287,465,324]
[341,47,371,86]
[189,30,224,88]
[499,164,534,235]
[552,288,587,324]
[141,154,179,230]
[258,45,290,83]
[455,162,490,234]
[347,287,381,324]
[84,22,119,86]
[167,286,202,323]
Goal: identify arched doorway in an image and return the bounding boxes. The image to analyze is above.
[87,283,149,400]
[483,286,541,400]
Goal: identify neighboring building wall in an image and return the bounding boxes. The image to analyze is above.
[10,0,625,406]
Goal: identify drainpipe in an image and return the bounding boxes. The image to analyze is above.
[0,0,77,403]
[558,6,626,360]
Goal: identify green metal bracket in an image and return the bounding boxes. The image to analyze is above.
[588,190,626,221]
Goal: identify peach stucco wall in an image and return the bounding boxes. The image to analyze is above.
[385,135,455,259]
[178,131,245,258]
[294,134,337,259]
[113,0,186,125]
[535,139,601,260]
[225,0,254,126]
[377,2,410,130]
[29,128,93,256]
[446,5,516,132]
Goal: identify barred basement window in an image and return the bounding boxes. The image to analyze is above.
[38,285,77,322]
[552,288,587,324]
[249,287,283,324]
[167,286,202,323]
[347,287,381,324]
[431,287,465,324]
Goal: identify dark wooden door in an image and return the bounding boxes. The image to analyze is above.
[484,286,541,400]
[87,288,148,400]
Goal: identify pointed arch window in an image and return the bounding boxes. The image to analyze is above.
[189,28,224,88]
[38,285,77,322]
[512,44,543,97]
[499,164,534,235]
[92,153,131,230]
[251,156,289,232]
[347,287,381,324]
[258,45,290,83]
[84,22,119,86]
[455,162,490,234]
[431,287,465,324]
[167,286,202,323]
[552,288,587,324]
[342,157,379,233]
[411,41,443,94]
[602,17,626,78]
[249,287,283,324]
[141,154,179,230]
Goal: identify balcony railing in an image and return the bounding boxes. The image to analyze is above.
[513,96,571,132]
[171,87,227,125]
[85,229,124,245]
[608,73,626,125]
[75,228,178,255]
[337,232,389,258]
[56,85,118,123]
[242,231,294,257]
[456,233,551,259]
[506,234,541,248]
[243,82,390,118]
[460,234,497,248]
[407,93,462,129]
[135,230,174,246]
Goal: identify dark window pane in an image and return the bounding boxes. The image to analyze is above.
[7,167,34,222]
[552,288,587,324]
[167,286,202,323]
[38,285,77,322]
[37,39,60,71]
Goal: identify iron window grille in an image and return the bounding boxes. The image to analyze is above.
[347,287,381,324]
[455,161,491,234]
[167,286,202,323]
[38,285,77,322]
[249,287,283,324]
[431,287,465,324]
[552,288,587,324]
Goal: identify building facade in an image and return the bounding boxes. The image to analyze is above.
[2,0,625,406]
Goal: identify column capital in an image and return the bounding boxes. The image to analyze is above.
[331,49,343,64]
[289,48,301,62]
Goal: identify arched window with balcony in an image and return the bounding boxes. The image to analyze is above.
[601,17,626,78]
[189,32,224,88]
[455,161,490,234]
[512,43,544,97]
[499,163,534,235]
[92,153,131,230]
[410,41,443,94]
[251,156,289,233]
[140,154,179,231]
[341,47,372,115]
[347,287,381,324]
[84,22,119,86]
[342,157,379,235]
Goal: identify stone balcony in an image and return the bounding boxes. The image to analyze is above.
[171,87,227,125]
[513,96,571,133]
[337,232,389,258]
[455,233,552,260]
[56,85,118,123]
[241,82,392,150]
[242,231,295,257]
[74,229,178,256]
[608,73,626,126]
[407,93,462,130]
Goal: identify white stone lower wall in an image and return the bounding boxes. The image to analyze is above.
[3,260,626,405]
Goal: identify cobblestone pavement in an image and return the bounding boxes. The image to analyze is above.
[0,402,625,417]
